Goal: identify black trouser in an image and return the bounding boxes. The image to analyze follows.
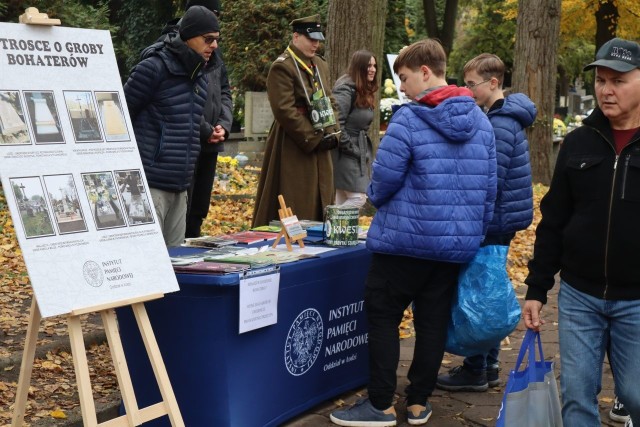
[365,253,459,409]
[186,152,218,238]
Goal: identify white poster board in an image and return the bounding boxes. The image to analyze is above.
[0,22,179,318]
[386,54,408,102]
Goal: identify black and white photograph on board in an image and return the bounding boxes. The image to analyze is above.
[81,172,126,229]
[95,91,130,142]
[9,176,56,238]
[115,170,154,225]
[0,91,31,145]
[43,174,88,234]
[64,91,102,143]
[23,91,65,144]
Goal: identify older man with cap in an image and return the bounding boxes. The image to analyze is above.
[252,15,341,227]
[523,37,640,427]
[124,6,219,246]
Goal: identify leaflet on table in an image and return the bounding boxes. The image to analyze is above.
[268,219,323,229]
[170,246,261,264]
[273,244,338,255]
[225,230,278,244]
[210,248,319,266]
[251,225,281,233]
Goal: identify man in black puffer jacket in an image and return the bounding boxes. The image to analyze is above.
[151,0,233,238]
[124,6,219,246]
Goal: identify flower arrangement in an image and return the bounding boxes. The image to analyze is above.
[380,97,402,125]
[380,78,402,128]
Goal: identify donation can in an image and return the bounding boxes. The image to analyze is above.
[324,205,359,247]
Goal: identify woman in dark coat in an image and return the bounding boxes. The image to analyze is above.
[331,50,378,208]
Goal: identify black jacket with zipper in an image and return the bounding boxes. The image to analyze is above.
[525,107,640,304]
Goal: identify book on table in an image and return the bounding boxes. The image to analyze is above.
[224,230,279,244]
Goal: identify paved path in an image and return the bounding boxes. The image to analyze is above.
[282,285,622,427]
[28,282,622,427]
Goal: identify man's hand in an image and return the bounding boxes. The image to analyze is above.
[523,300,545,331]
[208,125,226,144]
[318,133,339,151]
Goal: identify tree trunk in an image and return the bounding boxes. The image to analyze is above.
[512,0,561,185]
[595,0,619,50]
[326,0,388,147]
[422,0,459,55]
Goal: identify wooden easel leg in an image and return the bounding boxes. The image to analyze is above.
[11,298,41,427]
[101,309,141,426]
[68,315,99,427]
[131,302,184,427]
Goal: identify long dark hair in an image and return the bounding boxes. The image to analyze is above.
[347,50,378,109]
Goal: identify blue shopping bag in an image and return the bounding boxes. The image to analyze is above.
[496,329,563,427]
[445,245,521,356]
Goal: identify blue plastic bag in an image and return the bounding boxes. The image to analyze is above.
[445,245,521,357]
[496,329,563,426]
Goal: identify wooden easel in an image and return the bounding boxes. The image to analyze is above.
[19,7,61,25]
[271,195,306,251]
[12,295,184,427]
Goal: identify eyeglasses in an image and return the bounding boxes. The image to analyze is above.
[465,79,491,89]
[201,35,222,45]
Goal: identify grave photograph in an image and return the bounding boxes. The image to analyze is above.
[23,90,64,144]
[43,173,88,234]
[9,176,56,238]
[0,90,31,145]
[115,169,154,225]
[81,171,126,229]
[64,90,102,142]
[95,91,130,142]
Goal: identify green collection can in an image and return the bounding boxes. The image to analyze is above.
[324,205,359,247]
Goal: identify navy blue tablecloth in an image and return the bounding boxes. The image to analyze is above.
[117,243,372,427]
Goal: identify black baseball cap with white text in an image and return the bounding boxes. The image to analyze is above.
[583,38,640,72]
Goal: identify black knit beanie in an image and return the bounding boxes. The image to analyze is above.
[179,5,220,41]
[186,0,220,13]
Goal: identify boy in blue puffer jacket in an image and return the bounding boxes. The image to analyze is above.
[330,39,496,427]
[437,53,536,393]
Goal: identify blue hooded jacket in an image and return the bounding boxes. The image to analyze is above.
[486,93,536,235]
[366,85,497,262]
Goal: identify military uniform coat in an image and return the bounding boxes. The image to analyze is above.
[252,43,340,227]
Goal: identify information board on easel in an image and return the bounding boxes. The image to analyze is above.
[0,11,178,318]
[1,8,184,427]
[271,194,306,251]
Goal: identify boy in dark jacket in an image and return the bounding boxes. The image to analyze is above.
[437,53,536,392]
[124,6,219,246]
[330,39,496,427]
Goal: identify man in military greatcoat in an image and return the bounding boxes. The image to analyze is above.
[251,15,340,227]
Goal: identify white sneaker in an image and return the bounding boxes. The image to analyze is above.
[610,396,631,423]
[625,418,633,427]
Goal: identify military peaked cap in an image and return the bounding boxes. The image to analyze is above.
[290,15,324,41]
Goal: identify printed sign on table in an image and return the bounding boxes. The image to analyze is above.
[0,22,179,317]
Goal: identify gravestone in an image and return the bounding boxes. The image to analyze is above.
[244,91,273,137]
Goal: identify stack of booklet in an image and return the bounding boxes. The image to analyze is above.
[172,261,250,274]
[183,236,239,248]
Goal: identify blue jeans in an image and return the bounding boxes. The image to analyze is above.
[558,280,640,427]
